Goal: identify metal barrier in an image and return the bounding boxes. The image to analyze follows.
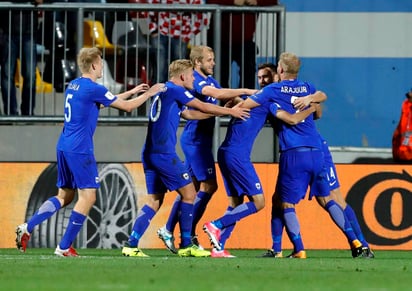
[0,2,285,121]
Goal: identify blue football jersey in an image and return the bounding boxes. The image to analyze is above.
[250,79,321,151]
[144,81,196,154]
[219,100,271,157]
[56,77,117,154]
[180,70,220,146]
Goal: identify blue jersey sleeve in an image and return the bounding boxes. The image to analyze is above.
[249,89,265,105]
[192,72,220,105]
[93,84,117,107]
[269,102,281,116]
[194,78,208,94]
[175,86,196,105]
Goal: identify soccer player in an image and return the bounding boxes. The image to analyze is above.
[202,77,320,257]
[121,59,250,258]
[156,45,258,254]
[240,52,364,258]
[256,63,374,258]
[15,47,165,256]
[257,63,278,88]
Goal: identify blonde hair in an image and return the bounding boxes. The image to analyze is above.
[169,59,193,78]
[77,47,102,74]
[190,45,214,65]
[278,52,301,75]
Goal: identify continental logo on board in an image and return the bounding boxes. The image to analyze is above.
[346,169,412,246]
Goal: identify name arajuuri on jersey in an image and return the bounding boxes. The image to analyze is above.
[280,86,308,94]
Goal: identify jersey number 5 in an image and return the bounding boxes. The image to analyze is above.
[64,94,73,122]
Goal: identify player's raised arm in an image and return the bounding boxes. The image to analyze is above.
[201,86,257,100]
[110,83,165,113]
[116,83,150,100]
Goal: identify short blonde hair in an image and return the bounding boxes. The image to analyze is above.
[77,47,102,74]
[278,52,300,75]
[169,59,193,78]
[190,45,213,65]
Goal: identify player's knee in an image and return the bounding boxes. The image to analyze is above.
[255,201,265,211]
[253,195,265,211]
[317,196,331,208]
[200,180,218,194]
[146,197,163,212]
[281,202,295,209]
[57,189,75,207]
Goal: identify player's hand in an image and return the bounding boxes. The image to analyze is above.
[146,83,166,96]
[293,95,312,111]
[231,104,250,120]
[131,83,150,95]
[234,0,246,6]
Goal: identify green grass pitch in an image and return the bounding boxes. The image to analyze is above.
[1,249,412,290]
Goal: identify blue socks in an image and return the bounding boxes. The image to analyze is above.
[128,205,156,247]
[129,202,194,249]
[214,202,257,229]
[178,202,194,248]
[165,195,181,233]
[210,202,257,249]
[27,197,62,233]
[344,205,368,247]
[59,210,86,250]
[191,191,212,235]
[283,208,304,253]
[325,200,357,242]
[165,191,212,236]
[219,206,235,249]
[271,207,284,252]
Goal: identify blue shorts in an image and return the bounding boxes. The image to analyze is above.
[142,152,192,194]
[181,142,216,181]
[277,147,329,204]
[56,150,100,189]
[217,148,263,197]
[322,140,340,191]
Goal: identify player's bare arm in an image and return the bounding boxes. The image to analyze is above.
[239,97,261,109]
[313,103,322,120]
[111,83,165,112]
[201,86,257,100]
[224,96,245,108]
[116,83,150,100]
[276,104,316,125]
[181,108,214,120]
[187,98,250,120]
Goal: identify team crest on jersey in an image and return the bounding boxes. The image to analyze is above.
[182,173,190,180]
[255,183,261,190]
[185,91,194,99]
[105,91,116,100]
